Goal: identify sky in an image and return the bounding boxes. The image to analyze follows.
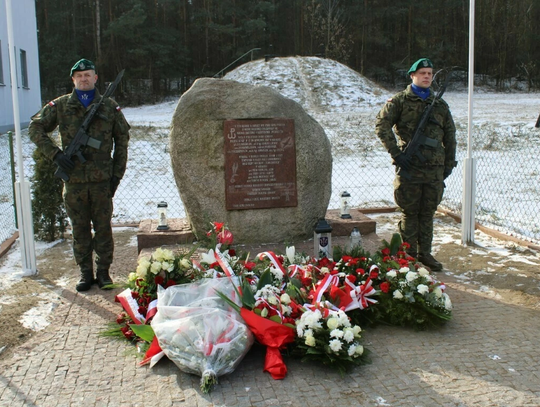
[2,55,540,333]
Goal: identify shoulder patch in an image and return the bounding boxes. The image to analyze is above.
[48,101,56,107]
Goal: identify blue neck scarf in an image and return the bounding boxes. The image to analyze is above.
[75,89,96,108]
[411,84,430,100]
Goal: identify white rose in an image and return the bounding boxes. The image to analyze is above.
[153,248,165,262]
[386,270,397,279]
[355,344,364,355]
[343,329,355,343]
[433,287,443,298]
[406,271,419,282]
[150,261,162,275]
[418,267,430,276]
[393,290,404,299]
[261,308,269,318]
[417,284,429,295]
[399,266,410,273]
[352,325,362,335]
[443,293,453,310]
[326,317,339,330]
[305,335,316,347]
[136,265,148,279]
[128,272,137,281]
[161,261,174,272]
[180,258,191,269]
[267,296,279,306]
[280,293,291,305]
[320,267,330,275]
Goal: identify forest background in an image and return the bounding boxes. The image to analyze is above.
[35,0,540,104]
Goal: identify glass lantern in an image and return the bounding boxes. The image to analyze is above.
[314,218,333,259]
[157,201,169,230]
[340,191,352,219]
[349,227,362,250]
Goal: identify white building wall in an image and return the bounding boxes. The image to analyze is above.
[0,0,42,133]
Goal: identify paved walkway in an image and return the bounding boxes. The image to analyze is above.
[1,229,540,406]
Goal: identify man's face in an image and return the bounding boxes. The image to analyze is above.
[72,70,98,91]
[410,67,433,88]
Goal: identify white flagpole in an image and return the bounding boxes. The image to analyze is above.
[461,0,476,244]
[5,0,37,273]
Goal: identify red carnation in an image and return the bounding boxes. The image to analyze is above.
[166,279,177,287]
[369,269,379,279]
[380,281,390,293]
[381,248,390,256]
[154,275,165,286]
[356,268,365,275]
[346,274,357,284]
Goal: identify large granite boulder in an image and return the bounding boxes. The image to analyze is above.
[169,78,332,244]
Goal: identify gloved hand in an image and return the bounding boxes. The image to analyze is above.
[53,152,75,172]
[443,168,453,179]
[394,153,412,171]
[110,176,121,197]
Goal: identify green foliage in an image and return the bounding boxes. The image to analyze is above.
[30,149,67,242]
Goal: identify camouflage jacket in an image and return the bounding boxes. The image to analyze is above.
[29,89,130,183]
[375,85,457,172]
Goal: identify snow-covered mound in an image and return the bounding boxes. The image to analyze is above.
[224,56,390,113]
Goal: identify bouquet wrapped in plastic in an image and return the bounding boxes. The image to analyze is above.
[151,278,254,393]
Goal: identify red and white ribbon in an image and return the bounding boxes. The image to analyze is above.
[257,251,286,275]
[345,278,378,312]
[214,245,235,277]
[312,273,340,304]
[115,288,146,324]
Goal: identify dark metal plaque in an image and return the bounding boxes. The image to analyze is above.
[224,118,297,210]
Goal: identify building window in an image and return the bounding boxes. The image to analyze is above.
[0,41,4,85]
[20,49,28,88]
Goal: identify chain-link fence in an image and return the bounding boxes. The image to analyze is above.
[2,108,540,248]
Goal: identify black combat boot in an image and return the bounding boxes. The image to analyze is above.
[76,269,94,292]
[96,269,113,289]
[418,253,443,271]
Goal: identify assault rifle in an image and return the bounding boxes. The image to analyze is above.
[54,69,125,181]
[398,70,452,180]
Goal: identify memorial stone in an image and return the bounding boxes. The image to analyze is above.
[169,78,332,243]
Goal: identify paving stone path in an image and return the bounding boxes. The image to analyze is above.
[1,228,539,407]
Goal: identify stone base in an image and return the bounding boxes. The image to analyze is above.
[137,218,195,253]
[137,209,376,253]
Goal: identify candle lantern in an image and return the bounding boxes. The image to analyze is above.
[340,191,352,219]
[314,218,333,259]
[157,201,169,230]
[349,227,362,250]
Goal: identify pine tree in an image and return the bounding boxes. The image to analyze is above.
[31,149,68,242]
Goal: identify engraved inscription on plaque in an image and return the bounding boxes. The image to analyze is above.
[224,118,297,210]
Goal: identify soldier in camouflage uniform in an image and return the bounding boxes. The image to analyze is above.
[29,59,130,291]
[375,58,457,271]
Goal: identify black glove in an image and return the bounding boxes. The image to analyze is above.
[110,176,121,197]
[53,152,75,172]
[394,154,412,171]
[443,168,453,179]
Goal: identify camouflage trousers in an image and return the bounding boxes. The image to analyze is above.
[394,173,445,256]
[63,181,114,272]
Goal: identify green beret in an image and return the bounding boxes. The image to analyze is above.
[70,58,96,76]
[408,58,433,75]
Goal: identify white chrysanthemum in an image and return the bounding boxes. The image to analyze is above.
[386,270,397,279]
[433,286,443,298]
[301,309,323,329]
[348,344,357,356]
[393,290,404,299]
[406,271,419,282]
[443,293,453,310]
[305,335,316,347]
[255,284,281,300]
[399,266,410,273]
[269,265,284,281]
[336,310,351,327]
[418,267,430,276]
[326,317,339,330]
[417,284,429,295]
[343,329,355,343]
[150,261,162,275]
[281,304,292,316]
[329,339,342,352]
[330,329,344,339]
[296,325,304,337]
